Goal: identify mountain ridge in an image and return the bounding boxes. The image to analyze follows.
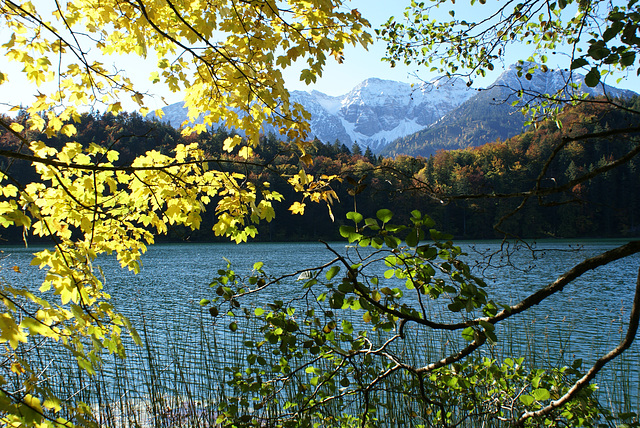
[157,77,476,152]
[381,65,637,157]
[157,65,637,156]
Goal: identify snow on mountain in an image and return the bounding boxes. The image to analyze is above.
[293,77,474,152]
[157,77,475,153]
[156,65,636,155]
[492,63,636,102]
[380,64,638,157]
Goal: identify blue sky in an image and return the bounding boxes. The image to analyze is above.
[1,0,638,113]
[285,0,640,96]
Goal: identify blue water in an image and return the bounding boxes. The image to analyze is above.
[1,240,639,418]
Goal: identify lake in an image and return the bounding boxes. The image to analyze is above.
[1,239,639,425]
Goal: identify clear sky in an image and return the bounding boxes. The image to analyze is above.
[1,0,638,113]
[289,0,640,97]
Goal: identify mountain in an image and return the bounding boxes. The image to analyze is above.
[156,65,636,156]
[381,65,638,157]
[156,77,476,153]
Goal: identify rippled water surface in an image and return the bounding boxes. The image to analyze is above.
[2,239,639,418]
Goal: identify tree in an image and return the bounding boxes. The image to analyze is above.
[351,141,363,156]
[0,1,370,426]
[205,209,640,427]
[195,0,640,426]
[378,0,639,93]
[376,0,640,236]
[364,145,376,163]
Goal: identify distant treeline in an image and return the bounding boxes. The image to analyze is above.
[1,97,639,243]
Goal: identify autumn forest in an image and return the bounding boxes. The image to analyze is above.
[2,95,638,244]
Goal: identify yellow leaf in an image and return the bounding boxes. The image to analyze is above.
[238,146,253,159]
[0,313,28,349]
[10,362,25,374]
[223,135,242,152]
[289,201,306,215]
[9,122,24,133]
[131,92,144,105]
[107,102,122,113]
[107,150,119,162]
[23,394,44,414]
[60,124,76,137]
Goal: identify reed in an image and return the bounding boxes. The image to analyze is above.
[11,298,638,428]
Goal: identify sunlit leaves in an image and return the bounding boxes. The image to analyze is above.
[325,266,340,280]
[0,1,370,425]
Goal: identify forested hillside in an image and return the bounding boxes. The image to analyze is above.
[381,84,526,157]
[382,68,637,158]
[2,96,638,243]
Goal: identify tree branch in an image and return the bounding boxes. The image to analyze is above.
[515,265,640,425]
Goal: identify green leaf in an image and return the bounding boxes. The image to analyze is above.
[584,67,601,87]
[384,236,401,249]
[254,307,265,316]
[337,281,354,293]
[406,229,419,247]
[199,299,210,306]
[380,287,393,295]
[342,320,353,334]
[346,211,363,224]
[329,292,344,309]
[376,209,393,224]
[339,225,355,238]
[519,394,535,406]
[621,51,636,67]
[364,217,380,230]
[479,320,494,332]
[339,225,363,243]
[588,45,610,60]
[326,266,341,280]
[417,245,438,259]
[603,21,623,42]
[371,237,384,249]
[461,326,475,341]
[570,58,589,70]
[533,388,551,401]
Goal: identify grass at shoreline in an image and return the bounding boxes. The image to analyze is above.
[14,305,638,428]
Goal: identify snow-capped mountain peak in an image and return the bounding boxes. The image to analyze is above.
[157,66,636,154]
[289,77,475,151]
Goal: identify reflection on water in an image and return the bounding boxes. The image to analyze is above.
[1,240,639,417]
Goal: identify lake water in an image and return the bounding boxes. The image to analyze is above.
[1,239,639,423]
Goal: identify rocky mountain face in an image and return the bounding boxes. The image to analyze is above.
[295,78,475,152]
[157,65,636,156]
[157,77,476,153]
[381,65,638,157]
